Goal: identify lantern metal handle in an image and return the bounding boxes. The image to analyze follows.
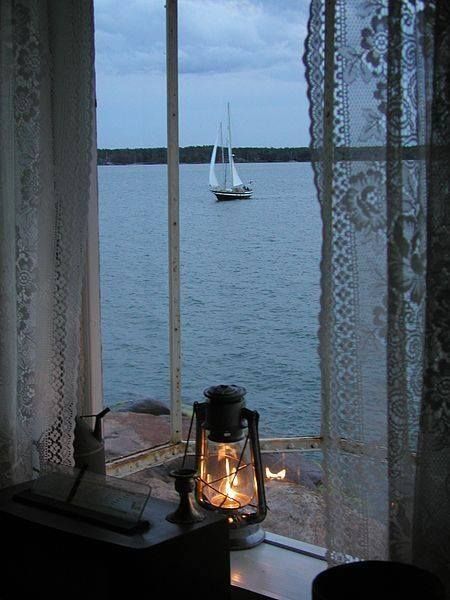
[242,407,267,523]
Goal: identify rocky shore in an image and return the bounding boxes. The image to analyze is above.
[104,398,192,460]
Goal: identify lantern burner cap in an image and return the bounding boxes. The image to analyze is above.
[204,384,247,403]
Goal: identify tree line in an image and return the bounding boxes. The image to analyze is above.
[97,146,311,165]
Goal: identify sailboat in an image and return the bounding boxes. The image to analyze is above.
[209,103,253,201]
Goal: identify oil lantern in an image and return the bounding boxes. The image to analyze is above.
[194,385,267,549]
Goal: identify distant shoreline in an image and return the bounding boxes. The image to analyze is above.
[98,145,311,166]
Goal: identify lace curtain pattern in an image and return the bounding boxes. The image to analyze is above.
[0,1,96,486]
[305,0,449,590]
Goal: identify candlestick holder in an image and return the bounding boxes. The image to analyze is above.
[166,468,205,524]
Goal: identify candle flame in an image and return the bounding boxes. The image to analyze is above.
[225,458,239,500]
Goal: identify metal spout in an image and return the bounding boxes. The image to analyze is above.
[93,407,110,441]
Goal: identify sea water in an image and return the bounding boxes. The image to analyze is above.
[98,162,321,437]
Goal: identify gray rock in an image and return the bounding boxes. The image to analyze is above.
[114,397,170,416]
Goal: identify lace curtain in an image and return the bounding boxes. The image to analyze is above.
[305,0,450,590]
[0,1,97,487]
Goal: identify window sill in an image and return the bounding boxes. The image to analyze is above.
[230,532,327,600]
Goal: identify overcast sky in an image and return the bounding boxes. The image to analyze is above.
[94,0,310,149]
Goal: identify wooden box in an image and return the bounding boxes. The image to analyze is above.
[0,481,230,599]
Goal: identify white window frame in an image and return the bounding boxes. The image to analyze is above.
[166,0,183,445]
[84,83,104,418]
[85,2,327,596]
[91,0,322,478]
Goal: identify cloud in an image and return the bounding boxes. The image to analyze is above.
[94,0,307,78]
[94,0,165,74]
[93,0,310,147]
[179,0,305,75]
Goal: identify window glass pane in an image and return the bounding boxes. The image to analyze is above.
[94,0,324,546]
[180,162,321,437]
[94,2,171,458]
[177,0,320,438]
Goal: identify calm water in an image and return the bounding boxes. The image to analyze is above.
[98,162,321,437]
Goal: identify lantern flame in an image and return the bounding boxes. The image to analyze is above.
[223,458,241,505]
[265,467,286,480]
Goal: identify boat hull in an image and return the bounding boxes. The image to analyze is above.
[211,190,253,201]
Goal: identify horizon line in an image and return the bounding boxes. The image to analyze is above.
[98,144,310,151]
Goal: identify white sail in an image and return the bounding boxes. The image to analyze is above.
[209,128,220,188]
[231,158,243,188]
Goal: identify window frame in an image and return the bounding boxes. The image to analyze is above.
[88,4,326,594]
[166,0,182,445]
[92,0,323,473]
[85,99,104,417]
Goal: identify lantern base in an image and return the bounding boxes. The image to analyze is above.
[229,523,265,550]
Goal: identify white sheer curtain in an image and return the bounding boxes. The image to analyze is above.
[0,1,97,487]
[305,0,449,591]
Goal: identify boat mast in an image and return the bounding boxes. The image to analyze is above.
[227,102,233,154]
[220,121,227,189]
[227,102,233,189]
